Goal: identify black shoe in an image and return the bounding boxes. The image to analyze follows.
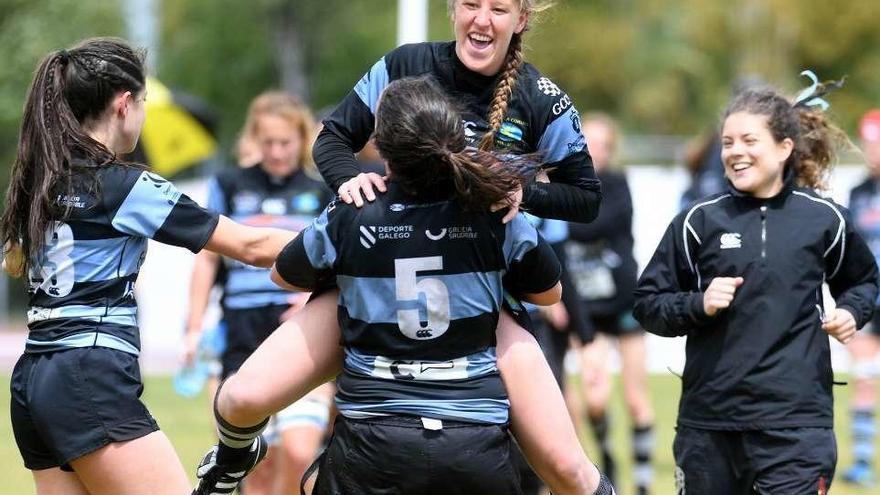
[193,436,268,495]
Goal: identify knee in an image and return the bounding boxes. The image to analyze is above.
[219,375,270,423]
[282,442,316,474]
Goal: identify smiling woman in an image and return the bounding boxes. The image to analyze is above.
[196,1,616,494]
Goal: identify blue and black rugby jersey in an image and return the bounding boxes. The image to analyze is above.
[275,182,562,424]
[850,178,880,281]
[314,41,601,223]
[25,163,219,355]
[205,165,331,309]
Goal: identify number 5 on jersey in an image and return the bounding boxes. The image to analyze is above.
[395,256,450,340]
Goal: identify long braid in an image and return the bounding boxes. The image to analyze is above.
[478,33,524,151]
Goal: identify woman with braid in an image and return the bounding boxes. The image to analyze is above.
[2,38,299,495]
[194,2,609,494]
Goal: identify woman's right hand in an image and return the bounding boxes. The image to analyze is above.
[338,173,387,207]
[182,329,202,366]
[702,276,744,316]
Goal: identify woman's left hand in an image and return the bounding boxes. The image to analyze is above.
[491,186,523,224]
[821,308,857,344]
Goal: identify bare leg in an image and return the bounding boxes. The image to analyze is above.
[33,468,90,495]
[243,450,275,495]
[619,332,655,495]
[580,336,612,420]
[218,291,343,425]
[496,312,600,495]
[70,431,191,495]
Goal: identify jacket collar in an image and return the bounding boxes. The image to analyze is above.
[727,165,795,207]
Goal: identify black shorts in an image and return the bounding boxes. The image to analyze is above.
[10,347,159,471]
[313,415,522,495]
[673,425,836,494]
[221,304,288,378]
[590,311,643,337]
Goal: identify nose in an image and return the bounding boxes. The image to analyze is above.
[474,6,491,27]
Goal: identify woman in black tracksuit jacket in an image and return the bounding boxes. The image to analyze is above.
[634,87,879,494]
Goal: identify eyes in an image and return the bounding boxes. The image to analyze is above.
[460,1,510,14]
[722,136,758,149]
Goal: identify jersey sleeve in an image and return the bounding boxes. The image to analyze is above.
[107,170,219,253]
[502,214,562,295]
[521,73,601,223]
[632,212,712,337]
[826,204,880,328]
[274,200,347,289]
[315,55,390,191]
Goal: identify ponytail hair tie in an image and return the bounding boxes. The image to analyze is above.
[58,50,70,64]
[793,70,846,111]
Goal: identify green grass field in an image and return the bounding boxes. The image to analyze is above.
[0,374,876,494]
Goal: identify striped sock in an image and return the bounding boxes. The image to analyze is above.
[213,387,269,466]
[632,424,654,495]
[852,408,876,467]
[589,414,615,485]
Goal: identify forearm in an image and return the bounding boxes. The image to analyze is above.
[187,250,220,333]
[633,291,709,337]
[522,180,601,223]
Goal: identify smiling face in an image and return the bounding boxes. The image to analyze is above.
[721,111,794,198]
[452,0,528,76]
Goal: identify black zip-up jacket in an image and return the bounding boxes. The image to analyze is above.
[313,41,601,223]
[634,173,879,430]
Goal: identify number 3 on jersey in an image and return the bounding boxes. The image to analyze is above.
[395,256,450,340]
[29,222,75,298]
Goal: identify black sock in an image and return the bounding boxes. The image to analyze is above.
[589,414,615,485]
[633,424,654,495]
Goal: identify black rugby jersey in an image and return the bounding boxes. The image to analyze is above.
[275,182,562,424]
[205,166,331,309]
[314,41,601,223]
[26,163,219,355]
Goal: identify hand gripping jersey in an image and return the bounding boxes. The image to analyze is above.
[205,166,331,309]
[26,163,219,355]
[315,41,601,223]
[275,183,562,424]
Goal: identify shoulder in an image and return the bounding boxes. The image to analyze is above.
[680,192,734,226]
[383,41,450,79]
[516,64,575,123]
[790,188,848,220]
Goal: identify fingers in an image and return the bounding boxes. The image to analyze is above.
[822,309,857,344]
[338,174,387,208]
[502,204,520,224]
[703,277,744,316]
[367,173,387,193]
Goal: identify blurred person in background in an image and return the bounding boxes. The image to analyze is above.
[184,91,334,495]
[841,108,880,488]
[635,82,879,493]
[564,113,654,495]
[200,1,610,494]
[1,37,299,495]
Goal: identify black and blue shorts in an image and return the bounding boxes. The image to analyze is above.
[312,415,522,495]
[10,347,159,471]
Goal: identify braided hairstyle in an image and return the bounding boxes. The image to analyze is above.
[374,77,539,212]
[446,1,552,151]
[723,86,847,191]
[1,37,146,276]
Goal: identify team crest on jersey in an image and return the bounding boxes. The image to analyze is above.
[570,109,582,133]
[359,224,414,249]
[720,232,742,249]
[232,192,261,214]
[498,122,523,142]
[389,203,406,212]
[261,198,287,215]
[537,77,561,97]
[291,192,321,213]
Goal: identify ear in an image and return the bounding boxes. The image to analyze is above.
[777,137,794,163]
[514,11,529,34]
[114,91,133,119]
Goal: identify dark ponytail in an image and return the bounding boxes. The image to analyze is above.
[1,37,146,276]
[374,77,538,211]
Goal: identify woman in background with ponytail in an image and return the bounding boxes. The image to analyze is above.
[2,38,298,495]
[634,80,879,493]
[199,2,606,494]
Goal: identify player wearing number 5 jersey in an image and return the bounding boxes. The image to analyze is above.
[194,77,615,495]
[2,38,293,495]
